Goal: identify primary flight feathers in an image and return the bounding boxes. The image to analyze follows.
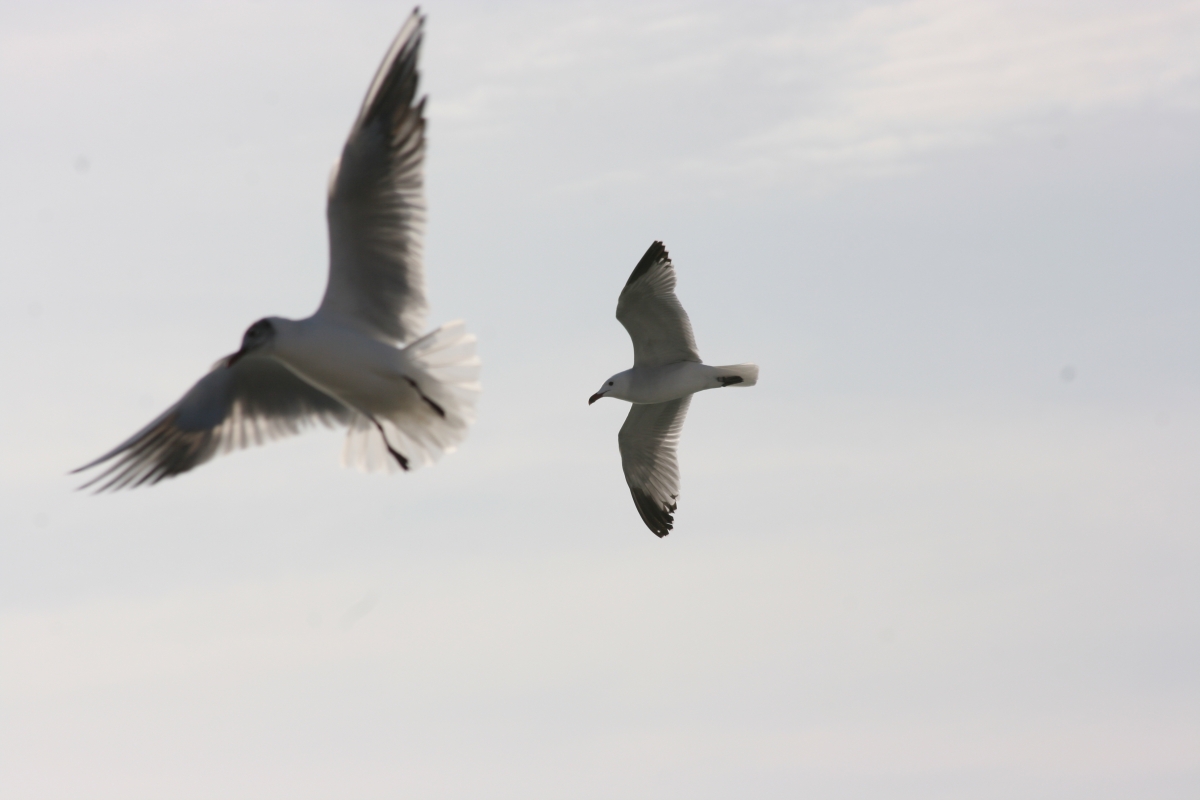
[617,241,701,367]
[322,11,427,346]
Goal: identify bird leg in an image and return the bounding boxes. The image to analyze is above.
[368,415,409,471]
[404,376,446,418]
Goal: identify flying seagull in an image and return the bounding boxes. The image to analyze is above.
[74,10,480,492]
[589,242,758,537]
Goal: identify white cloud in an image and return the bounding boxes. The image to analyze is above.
[426,0,1200,189]
[736,0,1200,172]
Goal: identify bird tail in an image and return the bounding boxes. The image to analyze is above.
[712,363,759,387]
[341,320,481,473]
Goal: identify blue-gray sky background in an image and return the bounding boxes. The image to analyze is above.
[1,1,1198,797]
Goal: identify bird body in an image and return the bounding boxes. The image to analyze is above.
[257,314,461,425]
[74,11,480,491]
[263,316,415,411]
[598,362,759,406]
[266,315,476,472]
[590,241,757,537]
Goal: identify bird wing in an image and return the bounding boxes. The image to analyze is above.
[615,241,701,368]
[617,396,692,537]
[73,356,353,492]
[317,10,428,345]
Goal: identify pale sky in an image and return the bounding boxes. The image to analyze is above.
[1,1,1198,798]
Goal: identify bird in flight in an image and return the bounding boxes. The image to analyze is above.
[75,10,480,492]
[589,242,758,537]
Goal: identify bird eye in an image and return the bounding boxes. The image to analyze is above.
[608,381,613,386]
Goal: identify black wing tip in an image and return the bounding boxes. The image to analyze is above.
[404,7,425,32]
[624,241,670,289]
[357,8,426,129]
[631,487,677,538]
[404,8,426,50]
[69,413,214,493]
[385,8,426,67]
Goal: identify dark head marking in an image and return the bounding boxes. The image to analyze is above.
[228,318,277,366]
[240,318,275,350]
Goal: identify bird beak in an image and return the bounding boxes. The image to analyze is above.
[227,347,249,367]
[588,392,604,405]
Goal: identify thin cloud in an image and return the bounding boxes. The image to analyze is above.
[428,0,1200,191]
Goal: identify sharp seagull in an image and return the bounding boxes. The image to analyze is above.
[590,241,758,537]
[74,10,480,492]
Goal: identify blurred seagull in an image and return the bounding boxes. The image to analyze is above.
[589,242,758,537]
[74,10,480,492]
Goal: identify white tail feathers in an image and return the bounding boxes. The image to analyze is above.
[341,320,481,473]
[713,363,759,387]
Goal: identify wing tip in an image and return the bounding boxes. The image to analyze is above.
[624,240,669,289]
[355,8,426,131]
[631,487,676,538]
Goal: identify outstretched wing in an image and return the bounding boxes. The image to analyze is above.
[616,241,701,368]
[617,396,692,537]
[73,357,353,492]
[318,10,427,345]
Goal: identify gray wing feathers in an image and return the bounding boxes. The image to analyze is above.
[319,11,427,345]
[74,357,352,492]
[616,241,700,368]
[618,396,692,537]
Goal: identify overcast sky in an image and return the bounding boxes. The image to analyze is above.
[1,1,1199,798]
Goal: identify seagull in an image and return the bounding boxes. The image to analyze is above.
[74,10,480,492]
[589,242,758,537]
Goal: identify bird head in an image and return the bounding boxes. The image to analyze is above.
[228,318,278,366]
[589,372,629,404]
